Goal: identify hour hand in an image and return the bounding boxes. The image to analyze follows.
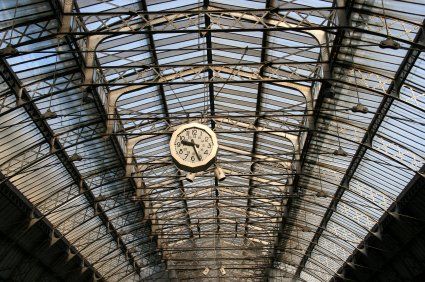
[181,140,194,146]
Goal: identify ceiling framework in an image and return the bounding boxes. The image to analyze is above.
[0,0,424,281]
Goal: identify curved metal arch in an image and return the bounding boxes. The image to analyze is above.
[98,74,425,124]
[108,65,310,104]
[106,66,425,114]
[2,49,422,120]
[86,6,328,54]
[79,24,421,47]
[62,3,418,41]
[106,63,311,145]
[105,78,420,191]
[102,79,418,194]
[62,8,420,72]
[0,0,420,280]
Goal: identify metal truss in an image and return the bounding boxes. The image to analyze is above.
[57,8,338,34]
[268,0,352,274]
[0,170,102,280]
[1,0,424,281]
[334,165,425,281]
[0,1,161,280]
[294,18,425,278]
[52,0,165,277]
[0,54,143,278]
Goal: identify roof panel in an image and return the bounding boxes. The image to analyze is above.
[1,0,424,280]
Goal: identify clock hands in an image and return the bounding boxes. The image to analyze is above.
[191,139,202,161]
[181,139,202,161]
[181,140,199,148]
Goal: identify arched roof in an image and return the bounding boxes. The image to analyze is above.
[0,0,424,281]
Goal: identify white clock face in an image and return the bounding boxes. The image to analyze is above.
[170,123,218,173]
[174,127,214,163]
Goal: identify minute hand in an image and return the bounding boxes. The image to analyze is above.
[191,139,202,161]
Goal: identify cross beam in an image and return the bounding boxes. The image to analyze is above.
[294,13,425,280]
[268,0,354,273]
[0,59,104,278]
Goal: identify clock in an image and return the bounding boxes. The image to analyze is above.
[170,123,218,173]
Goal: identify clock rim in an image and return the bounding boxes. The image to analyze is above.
[169,122,218,173]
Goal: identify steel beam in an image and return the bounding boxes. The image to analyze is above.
[0,53,141,277]
[63,7,340,15]
[137,0,193,252]
[0,163,101,280]
[268,0,355,272]
[243,2,279,264]
[294,16,425,279]
[201,0,224,271]
[333,164,425,281]
[12,0,154,277]
[137,0,195,268]
[0,172,103,280]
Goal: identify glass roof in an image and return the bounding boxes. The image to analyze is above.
[0,0,424,281]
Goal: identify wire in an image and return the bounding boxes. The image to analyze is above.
[213,46,249,100]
